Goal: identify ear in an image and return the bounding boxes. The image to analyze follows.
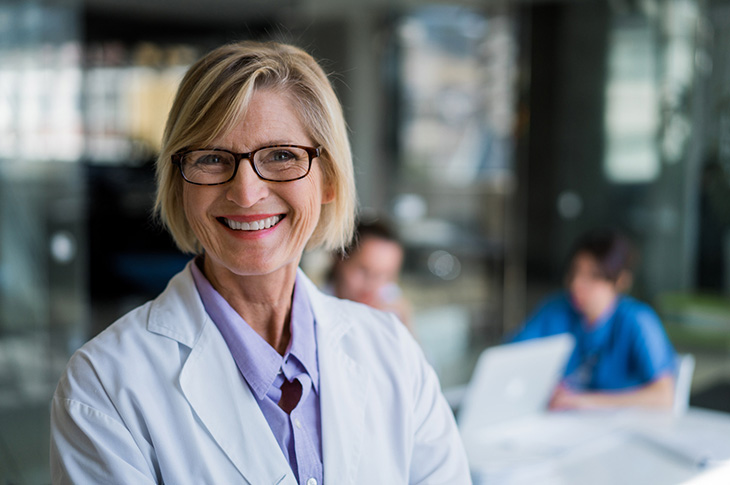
[321,179,336,205]
[615,270,633,293]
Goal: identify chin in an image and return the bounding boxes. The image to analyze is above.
[208,252,273,276]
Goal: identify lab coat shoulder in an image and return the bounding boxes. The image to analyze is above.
[50,266,288,484]
[53,266,206,412]
[50,298,174,483]
[303,272,471,484]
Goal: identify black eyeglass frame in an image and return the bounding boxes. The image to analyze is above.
[171,144,322,186]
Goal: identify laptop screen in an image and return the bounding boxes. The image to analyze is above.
[457,333,575,432]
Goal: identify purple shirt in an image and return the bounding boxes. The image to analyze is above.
[191,260,323,485]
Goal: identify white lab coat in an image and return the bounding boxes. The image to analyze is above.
[50,262,471,484]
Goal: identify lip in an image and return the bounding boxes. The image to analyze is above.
[216,213,284,240]
[219,213,283,223]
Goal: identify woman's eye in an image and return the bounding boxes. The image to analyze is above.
[267,150,296,162]
[196,154,225,165]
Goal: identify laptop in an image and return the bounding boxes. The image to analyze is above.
[458,333,575,434]
[458,333,628,480]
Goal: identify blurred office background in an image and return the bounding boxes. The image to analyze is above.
[2,0,730,482]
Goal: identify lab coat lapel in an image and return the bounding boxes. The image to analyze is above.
[175,303,296,484]
[302,270,370,484]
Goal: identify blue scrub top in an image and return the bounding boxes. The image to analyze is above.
[509,292,676,391]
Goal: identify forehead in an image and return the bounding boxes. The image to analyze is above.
[352,237,403,262]
[214,89,312,150]
[569,252,607,278]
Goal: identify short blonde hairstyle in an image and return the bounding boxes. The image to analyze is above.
[154,41,356,254]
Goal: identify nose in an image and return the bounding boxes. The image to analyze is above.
[225,159,269,207]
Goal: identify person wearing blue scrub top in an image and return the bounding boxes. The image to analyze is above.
[510,228,677,410]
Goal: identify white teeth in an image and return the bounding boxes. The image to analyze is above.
[224,215,282,231]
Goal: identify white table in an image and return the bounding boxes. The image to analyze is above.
[463,407,730,485]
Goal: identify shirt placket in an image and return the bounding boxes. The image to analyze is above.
[280,361,323,485]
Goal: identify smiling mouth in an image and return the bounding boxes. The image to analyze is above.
[219,215,283,231]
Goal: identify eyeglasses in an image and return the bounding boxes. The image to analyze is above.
[171,144,321,185]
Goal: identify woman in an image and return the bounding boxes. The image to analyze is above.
[509,228,676,410]
[50,41,470,484]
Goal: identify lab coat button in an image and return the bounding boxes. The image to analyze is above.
[294,418,302,429]
[307,479,317,485]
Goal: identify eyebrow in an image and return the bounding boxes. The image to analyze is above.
[206,141,305,152]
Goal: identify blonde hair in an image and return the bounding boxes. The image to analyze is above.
[154,41,356,254]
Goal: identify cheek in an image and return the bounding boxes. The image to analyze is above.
[597,284,617,301]
[287,179,325,246]
[347,267,366,287]
[339,267,361,294]
[565,278,575,296]
[576,283,611,307]
[181,188,199,229]
[182,187,215,247]
[568,281,592,305]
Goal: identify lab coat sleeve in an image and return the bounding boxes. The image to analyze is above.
[405,325,472,484]
[51,394,158,485]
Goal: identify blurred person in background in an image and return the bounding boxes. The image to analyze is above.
[508,228,677,410]
[50,41,469,484]
[329,218,413,332]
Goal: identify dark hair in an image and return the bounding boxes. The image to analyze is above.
[340,218,400,257]
[567,228,636,282]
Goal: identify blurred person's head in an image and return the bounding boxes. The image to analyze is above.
[564,228,635,323]
[154,41,356,255]
[332,219,404,306]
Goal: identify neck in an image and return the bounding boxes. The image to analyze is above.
[202,257,299,355]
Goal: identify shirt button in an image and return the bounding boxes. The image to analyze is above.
[307,479,317,485]
[294,418,302,429]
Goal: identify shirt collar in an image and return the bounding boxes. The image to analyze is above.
[289,274,319,391]
[190,256,319,400]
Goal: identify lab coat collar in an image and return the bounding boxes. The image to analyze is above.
[298,268,371,484]
[148,262,296,485]
[147,261,207,348]
[146,262,370,484]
